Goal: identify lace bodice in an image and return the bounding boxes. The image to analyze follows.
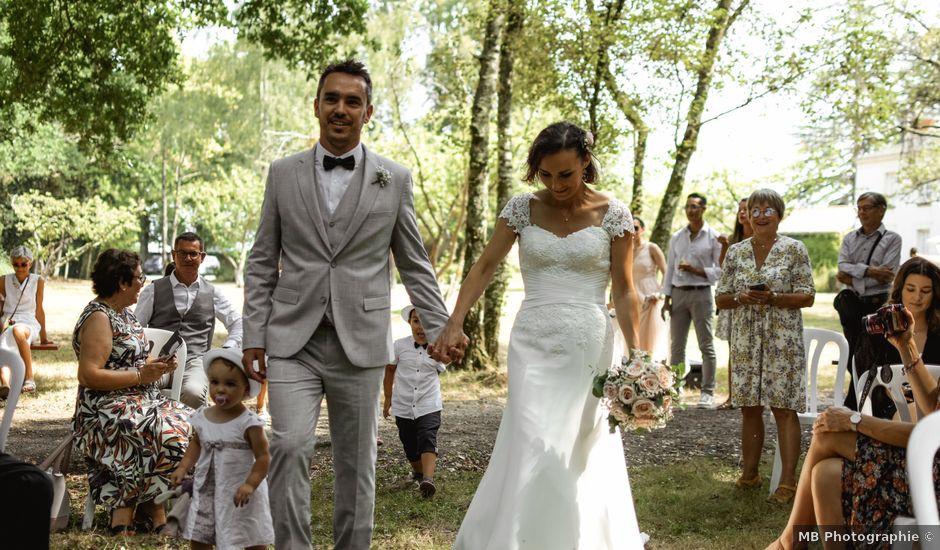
[500,193,634,308]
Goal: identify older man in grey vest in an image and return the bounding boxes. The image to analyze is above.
[136,232,243,408]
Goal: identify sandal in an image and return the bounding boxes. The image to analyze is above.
[767,484,797,505]
[109,524,136,536]
[21,379,36,393]
[735,475,762,489]
[717,399,735,410]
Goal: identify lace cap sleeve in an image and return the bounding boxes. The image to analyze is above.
[602,198,635,241]
[499,193,533,234]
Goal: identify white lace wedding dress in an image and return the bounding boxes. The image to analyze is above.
[454,193,644,550]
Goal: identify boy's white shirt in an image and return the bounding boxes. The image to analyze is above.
[389,335,445,419]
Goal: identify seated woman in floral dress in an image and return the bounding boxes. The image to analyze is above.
[766,257,940,549]
[72,249,191,536]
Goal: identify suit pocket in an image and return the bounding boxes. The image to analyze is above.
[273,286,300,304]
[363,295,390,311]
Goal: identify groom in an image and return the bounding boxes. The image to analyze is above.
[243,60,463,550]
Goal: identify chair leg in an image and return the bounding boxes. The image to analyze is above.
[81,493,95,530]
[769,441,783,496]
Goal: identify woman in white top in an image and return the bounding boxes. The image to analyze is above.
[0,246,52,396]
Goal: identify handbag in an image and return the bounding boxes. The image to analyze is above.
[833,231,885,325]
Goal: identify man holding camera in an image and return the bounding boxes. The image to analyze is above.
[836,192,901,410]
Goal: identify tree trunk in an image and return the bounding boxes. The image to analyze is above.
[603,67,648,216]
[649,0,747,250]
[161,147,168,266]
[483,0,523,363]
[171,157,183,251]
[139,214,150,263]
[457,0,504,370]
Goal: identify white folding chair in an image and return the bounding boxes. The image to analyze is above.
[858,364,940,423]
[906,411,940,550]
[770,328,849,495]
[81,327,188,530]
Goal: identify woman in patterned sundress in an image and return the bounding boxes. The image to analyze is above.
[715,189,816,504]
[72,249,191,536]
[765,257,940,550]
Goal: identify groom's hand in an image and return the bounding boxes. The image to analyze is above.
[243,348,267,382]
[429,326,469,363]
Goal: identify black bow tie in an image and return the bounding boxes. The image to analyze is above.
[323,155,355,171]
[414,342,428,349]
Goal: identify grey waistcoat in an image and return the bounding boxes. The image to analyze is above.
[148,276,216,357]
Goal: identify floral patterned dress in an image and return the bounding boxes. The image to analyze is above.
[71,301,191,508]
[715,236,815,409]
[841,378,940,547]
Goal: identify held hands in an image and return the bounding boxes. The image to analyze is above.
[736,289,773,306]
[429,321,469,363]
[243,348,267,383]
[234,483,255,507]
[812,406,854,434]
[140,356,177,384]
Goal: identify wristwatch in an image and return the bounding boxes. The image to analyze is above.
[849,411,862,432]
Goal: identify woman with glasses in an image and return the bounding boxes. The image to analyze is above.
[715,189,816,504]
[0,246,53,397]
[72,249,191,536]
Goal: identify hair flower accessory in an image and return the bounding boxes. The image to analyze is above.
[374,165,391,188]
[583,131,595,149]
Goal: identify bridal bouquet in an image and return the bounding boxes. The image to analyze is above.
[592,350,682,432]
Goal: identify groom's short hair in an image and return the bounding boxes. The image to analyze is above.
[317,60,373,105]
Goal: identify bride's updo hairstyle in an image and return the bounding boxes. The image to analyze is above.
[524,121,599,184]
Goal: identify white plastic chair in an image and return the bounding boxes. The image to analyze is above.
[0,328,26,452]
[769,328,849,495]
[80,327,188,530]
[906,411,940,549]
[858,364,940,422]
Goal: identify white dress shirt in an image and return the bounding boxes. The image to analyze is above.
[135,273,243,348]
[389,336,445,419]
[662,222,723,296]
[315,143,363,214]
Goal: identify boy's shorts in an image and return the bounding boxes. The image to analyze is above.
[394,411,441,462]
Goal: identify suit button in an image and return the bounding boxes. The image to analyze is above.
[330,261,337,268]
[329,221,335,227]
[320,296,327,304]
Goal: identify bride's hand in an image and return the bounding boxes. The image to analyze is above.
[429,321,469,363]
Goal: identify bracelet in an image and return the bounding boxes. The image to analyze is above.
[902,353,923,375]
[734,293,741,305]
[135,369,142,386]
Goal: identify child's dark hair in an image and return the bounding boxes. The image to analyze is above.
[524,122,599,184]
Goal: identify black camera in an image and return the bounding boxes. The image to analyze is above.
[862,303,909,335]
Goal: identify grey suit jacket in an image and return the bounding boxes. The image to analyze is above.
[243,144,449,367]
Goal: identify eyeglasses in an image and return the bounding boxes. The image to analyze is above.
[684,204,704,211]
[11,262,29,268]
[174,250,206,260]
[856,204,883,213]
[750,207,778,218]
[136,273,147,285]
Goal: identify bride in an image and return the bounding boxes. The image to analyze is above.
[433,122,645,549]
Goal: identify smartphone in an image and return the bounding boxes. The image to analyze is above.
[749,283,770,291]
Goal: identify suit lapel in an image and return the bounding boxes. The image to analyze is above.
[296,145,331,251]
[333,144,381,256]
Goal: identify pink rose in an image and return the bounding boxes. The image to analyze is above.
[639,374,660,394]
[625,361,645,378]
[610,401,630,423]
[663,395,673,410]
[631,417,658,430]
[657,366,674,388]
[632,398,655,418]
[619,384,637,405]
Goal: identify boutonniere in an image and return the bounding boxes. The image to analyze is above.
[374,165,391,188]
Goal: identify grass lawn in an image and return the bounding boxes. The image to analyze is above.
[10,280,842,548]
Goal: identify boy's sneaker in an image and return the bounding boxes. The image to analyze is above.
[398,471,423,489]
[419,478,436,498]
[697,393,715,409]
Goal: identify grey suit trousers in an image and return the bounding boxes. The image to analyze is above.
[267,324,384,550]
[668,286,717,394]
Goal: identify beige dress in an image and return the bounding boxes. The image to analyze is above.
[716,236,815,409]
[633,242,666,359]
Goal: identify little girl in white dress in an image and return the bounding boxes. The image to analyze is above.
[171,347,274,550]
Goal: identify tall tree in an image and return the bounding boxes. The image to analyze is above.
[483,0,524,361]
[649,0,751,248]
[458,0,503,370]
